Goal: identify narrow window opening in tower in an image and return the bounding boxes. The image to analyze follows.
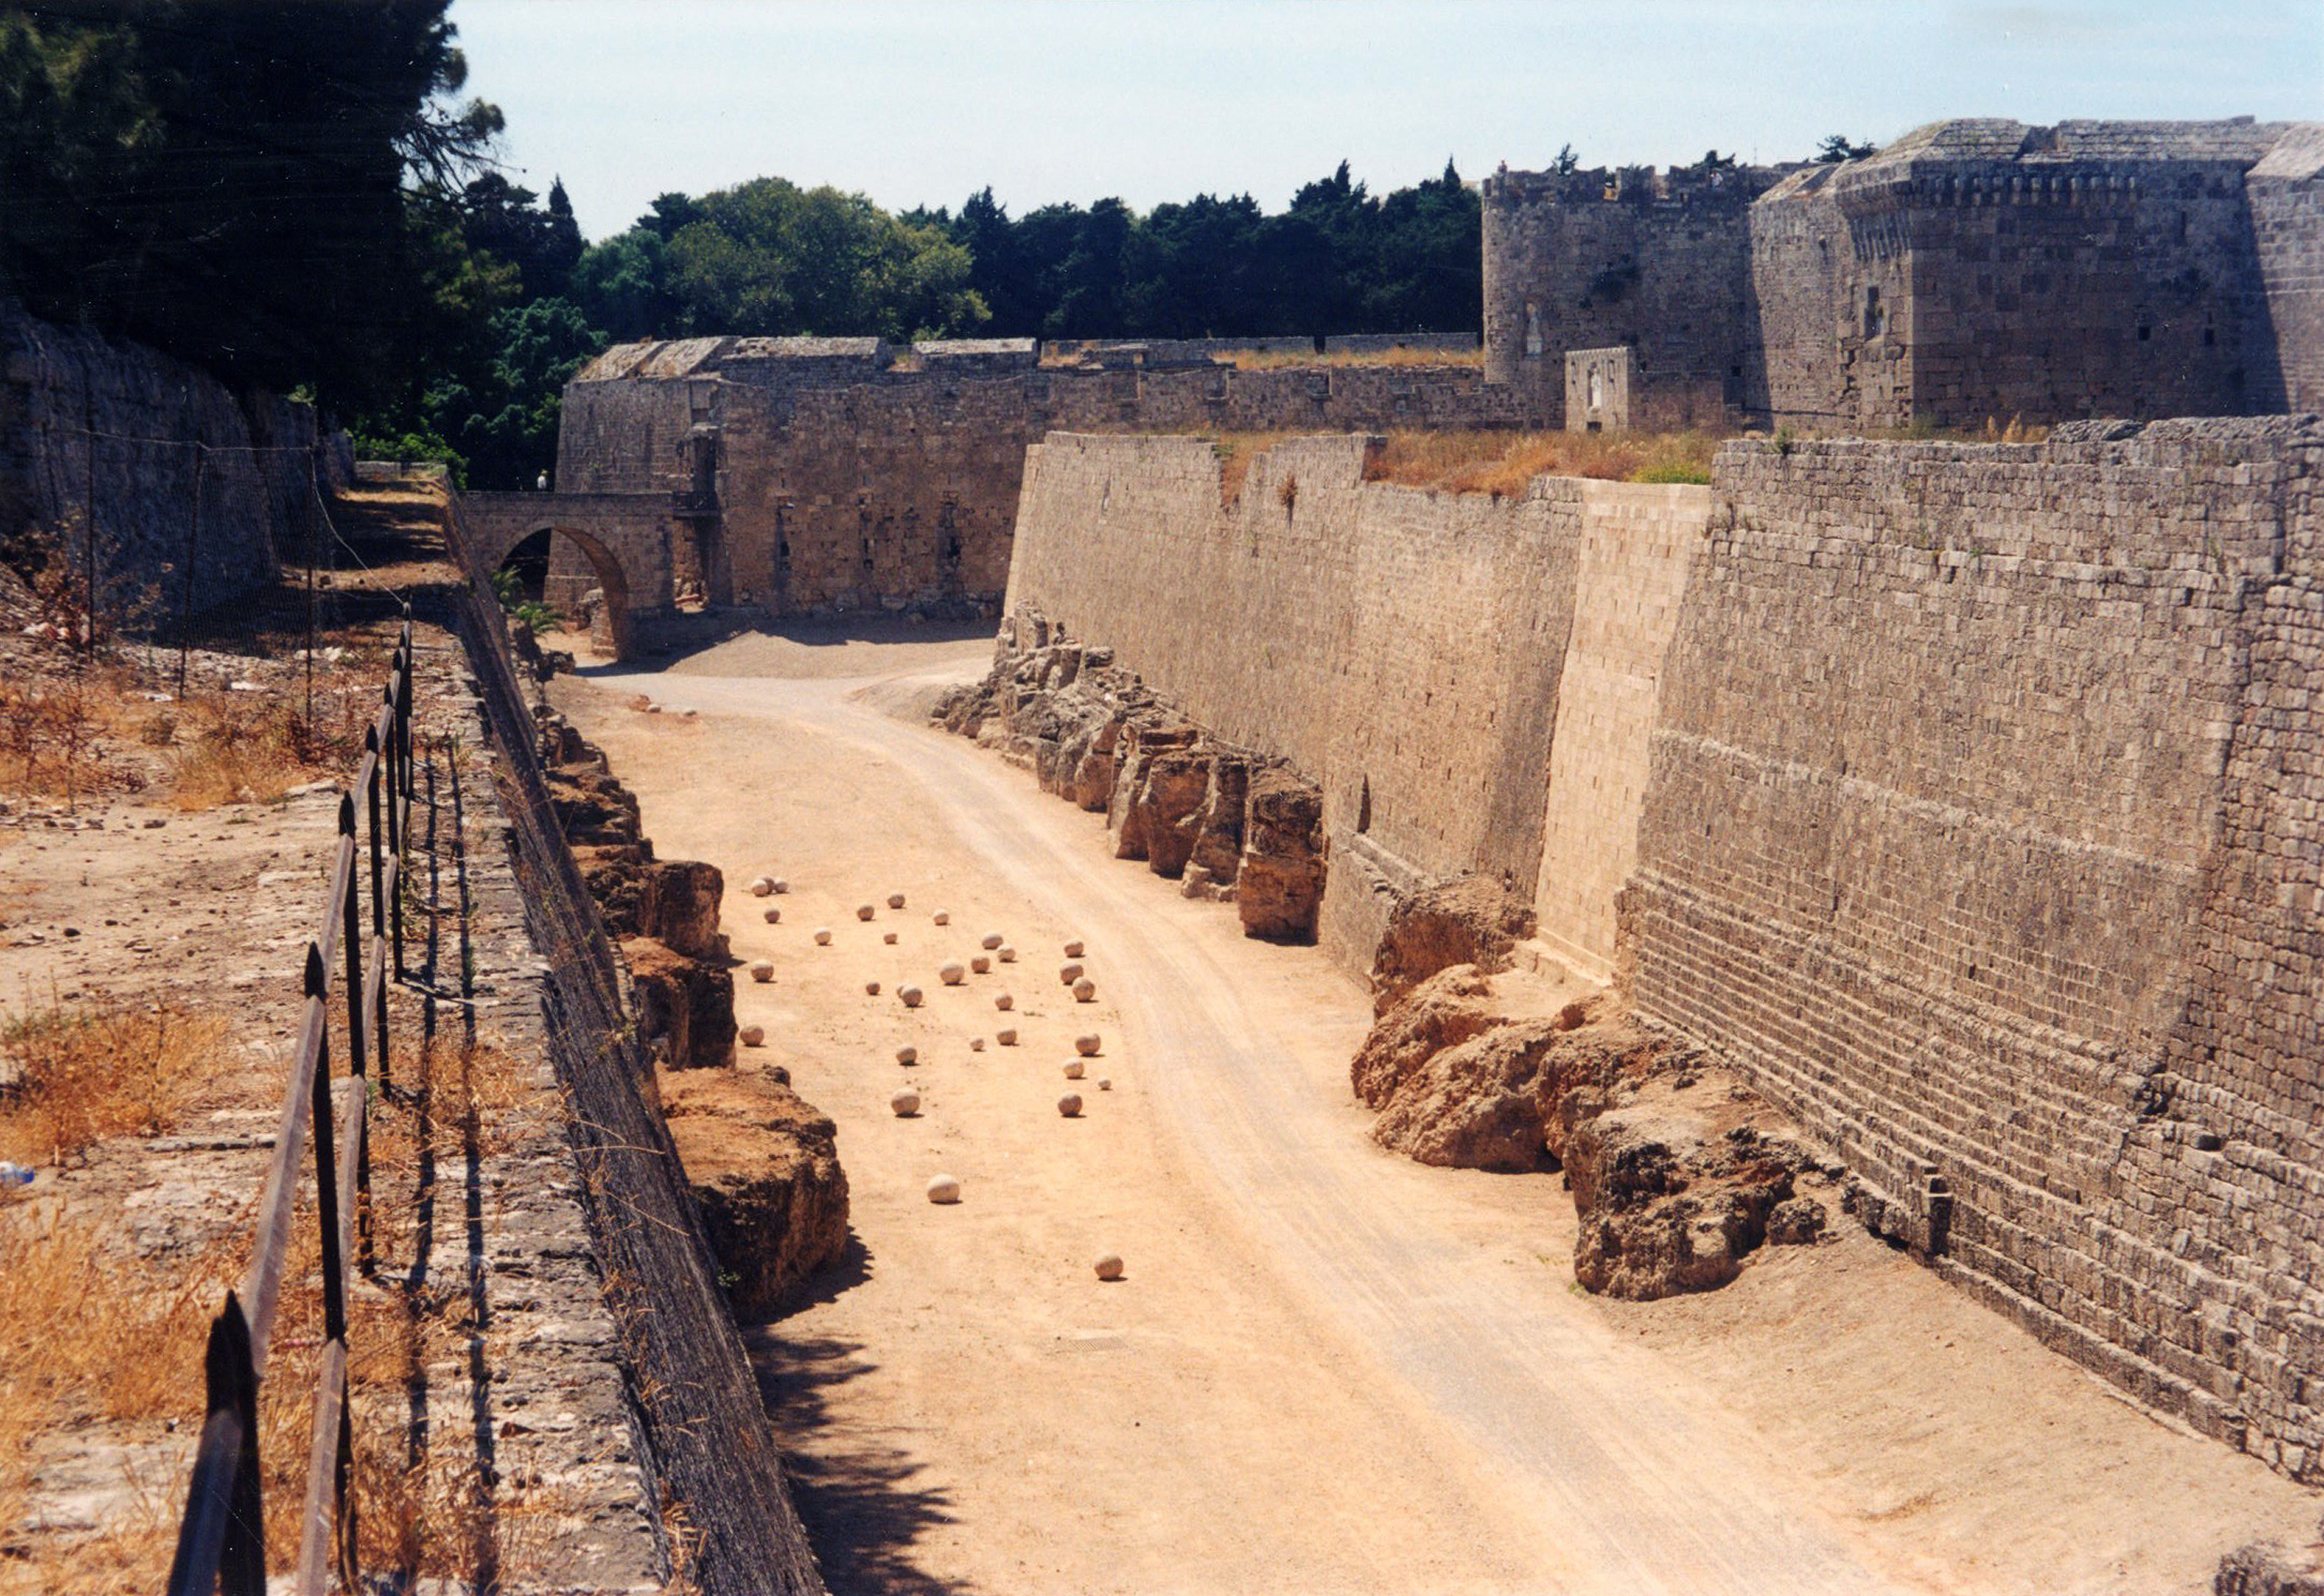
[1525,303,1543,357]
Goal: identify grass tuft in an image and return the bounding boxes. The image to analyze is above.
[0,1005,227,1166]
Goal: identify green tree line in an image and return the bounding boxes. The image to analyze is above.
[1,2,1876,490]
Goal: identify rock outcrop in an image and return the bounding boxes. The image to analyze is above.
[662,1069,850,1319]
[1370,875,1538,1013]
[1354,965,1831,1298]
[538,710,734,1069]
[937,612,1329,942]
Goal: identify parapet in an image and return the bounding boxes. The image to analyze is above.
[572,335,896,386]
[916,337,1039,372]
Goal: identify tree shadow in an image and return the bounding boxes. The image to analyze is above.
[741,1232,985,1596]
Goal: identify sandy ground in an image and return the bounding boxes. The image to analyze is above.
[554,624,2321,1596]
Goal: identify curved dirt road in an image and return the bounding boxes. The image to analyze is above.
[556,638,2319,1596]
[572,657,1889,1596]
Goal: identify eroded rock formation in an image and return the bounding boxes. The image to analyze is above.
[937,613,1329,942]
[1353,876,1831,1299]
[661,1070,850,1319]
[531,694,849,1310]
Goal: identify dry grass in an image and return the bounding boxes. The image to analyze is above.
[0,666,143,808]
[163,680,375,810]
[1366,428,1725,495]
[0,1005,226,1167]
[1227,344,1483,370]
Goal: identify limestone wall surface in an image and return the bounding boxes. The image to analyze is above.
[997,418,2324,1483]
[0,299,319,619]
[545,349,1543,628]
[1622,419,2324,1476]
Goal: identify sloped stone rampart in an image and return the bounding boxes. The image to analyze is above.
[992,418,2324,1484]
[0,299,325,617]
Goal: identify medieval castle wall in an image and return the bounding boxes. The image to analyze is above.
[995,419,2324,1482]
[1486,119,2324,431]
[547,340,1535,621]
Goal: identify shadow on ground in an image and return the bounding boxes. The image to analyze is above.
[741,1233,985,1596]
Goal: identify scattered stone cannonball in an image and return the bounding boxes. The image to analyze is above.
[927,1174,961,1204]
[1063,939,1085,959]
[1072,978,1095,1003]
[856,903,876,922]
[1057,1093,1083,1118]
[891,1089,920,1117]
[969,1037,986,1053]
[995,993,1013,1012]
[1098,1078,1112,1092]
[896,1045,919,1065]
[883,931,898,945]
[887,892,906,910]
[995,1027,1018,1046]
[1074,1034,1102,1057]
[971,955,992,975]
[1094,1254,1124,1281]
[1060,962,1085,986]
[748,876,775,897]
[1063,1060,1085,1081]
[749,960,775,983]
[772,878,790,895]
[899,984,925,1009]
[813,927,833,947]
[738,1024,765,1047]
[933,910,951,926]
[939,961,966,986]
[865,981,882,996]
[761,906,782,924]
[998,945,1017,964]
[981,932,1004,951]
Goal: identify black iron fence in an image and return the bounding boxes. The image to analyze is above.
[162,617,415,1596]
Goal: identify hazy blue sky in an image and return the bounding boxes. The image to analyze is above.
[453,0,2324,242]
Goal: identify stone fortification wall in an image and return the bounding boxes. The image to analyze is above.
[0,299,320,618]
[1487,119,2324,431]
[994,418,2324,1483]
[1621,418,2324,1476]
[1480,163,1779,426]
[548,347,1539,624]
[1002,434,1693,967]
[2249,126,2324,412]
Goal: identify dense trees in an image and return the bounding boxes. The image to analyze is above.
[0,0,499,408]
[2,9,1865,488]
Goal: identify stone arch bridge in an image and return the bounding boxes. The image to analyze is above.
[459,490,698,660]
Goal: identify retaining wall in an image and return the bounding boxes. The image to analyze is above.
[442,493,827,1595]
[997,418,2324,1481]
[0,299,321,618]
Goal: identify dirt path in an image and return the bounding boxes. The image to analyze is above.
[555,635,2319,1596]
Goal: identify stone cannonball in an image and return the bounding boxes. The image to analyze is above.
[738,1024,765,1047]
[1063,939,1086,959]
[891,1089,920,1117]
[865,981,882,996]
[995,992,1014,1012]
[927,1174,961,1204]
[1074,1034,1102,1057]
[883,931,898,944]
[888,892,907,910]
[856,903,876,922]
[1094,1254,1124,1281]
[981,932,1005,951]
[1060,962,1085,986]
[1072,977,1095,1003]
[971,955,992,975]
[939,961,966,985]
[995,1027,1018,1046]
[1057,1093,1083,1118]
[761,906,782,924]
[933,910,951,925]
[748,960,775,983]
[1063,1060,1085,1080]
[748,875,775,897]
[899,984,925,1009]
[896,1045,919,1065]
[813,927,834,947]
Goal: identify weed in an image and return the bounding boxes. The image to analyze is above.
[0,1004,226,1165]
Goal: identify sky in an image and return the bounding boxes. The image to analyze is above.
[452,0,2324,242]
